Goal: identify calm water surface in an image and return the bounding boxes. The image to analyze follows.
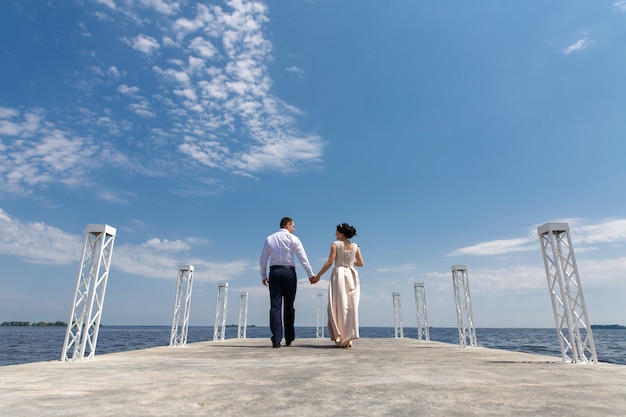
[1,326,624,366]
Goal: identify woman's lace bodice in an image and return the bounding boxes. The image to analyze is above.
[334,241,356,268]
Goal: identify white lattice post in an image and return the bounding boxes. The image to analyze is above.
[169,265,194,347]
[393,292,404,338]
[451,265,477,348]
[61,224,116,361]
[537,222,597,364]
[237,292,248,339]
[414,283,430,341]
[316,292,325,339]
[213,282,228,342]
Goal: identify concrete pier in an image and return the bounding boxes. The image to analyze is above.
[1,338,625,416]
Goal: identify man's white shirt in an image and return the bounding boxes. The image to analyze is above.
[260,229,314,280]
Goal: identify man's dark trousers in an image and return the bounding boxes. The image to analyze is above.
[268,266,297,346]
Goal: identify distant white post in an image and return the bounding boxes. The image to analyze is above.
[392,292,404,338]
[169,265,194,347]
[537,222,597,364]
[451,265,477,348]
[413,283,430,341]
[316,292,325,339]
[213,282,228,342]
[61,224,117,361]
[237,292,248,339]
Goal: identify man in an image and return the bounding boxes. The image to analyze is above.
[260,217,316,348]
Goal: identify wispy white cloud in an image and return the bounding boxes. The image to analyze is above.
[0,208,83,264]
[285,65,304,77]
[563,36,593,55]
[139,0,181,16]
[1,207,622,298]
[577,256,626,285]
[377,263,418,273]
[117,84,140,95]
[424,259,626,296]
[107,66,122,78]
[113,243,252,281]
[2,1,325,198]
[573,219,626,244]
[188,37,218,59]
[124,34,161,55]
[613,1,626,12]
[458,265,546,294]
[128,101,157,118]
[138,1,325,175]
[481,260,620,294]
[448,218,626,257]
[97,190,131,204]
[448,237,536,257]
[0,108,107,194]
[0,107,20,119]
[95,0,116,10]
[0,208,252,281]
[96,0,181,24]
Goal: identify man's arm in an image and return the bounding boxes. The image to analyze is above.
[294,239,315,278]
[260,240,270,286]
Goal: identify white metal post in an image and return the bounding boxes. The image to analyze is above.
[61,224,116,361]
[316,292,325,339]
[213,282,228,342]
[413,283,430,341]
[169,265,194,347]
[451,265,477,348]
[237,292,248,339]
[393,292,404,338]
[537,222,597,364]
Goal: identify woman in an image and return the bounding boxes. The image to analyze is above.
[313,223,364,348]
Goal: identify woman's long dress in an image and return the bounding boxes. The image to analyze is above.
[327,241,360,345]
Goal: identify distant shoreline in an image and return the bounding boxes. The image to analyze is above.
[0,321,67,327]
[590,324,626,330]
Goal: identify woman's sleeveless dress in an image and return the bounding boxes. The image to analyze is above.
[327,241,360,345]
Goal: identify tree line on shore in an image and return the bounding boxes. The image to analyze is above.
[1,321,67,327]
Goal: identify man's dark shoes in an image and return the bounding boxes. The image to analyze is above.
[285,340,293,346]
[272,343,281,348]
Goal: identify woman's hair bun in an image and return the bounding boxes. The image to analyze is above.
[337,223,357,239]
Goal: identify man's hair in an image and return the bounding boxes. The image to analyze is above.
[280,217,293,228]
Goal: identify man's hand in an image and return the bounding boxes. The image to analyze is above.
[309,275,319,284]
[262,278,268,286]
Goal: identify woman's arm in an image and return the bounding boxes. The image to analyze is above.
[355,246,364,267]
[313,243,336,282]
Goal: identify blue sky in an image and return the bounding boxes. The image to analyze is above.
[1,0,626,330]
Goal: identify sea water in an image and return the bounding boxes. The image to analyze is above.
[0,326,624,366]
